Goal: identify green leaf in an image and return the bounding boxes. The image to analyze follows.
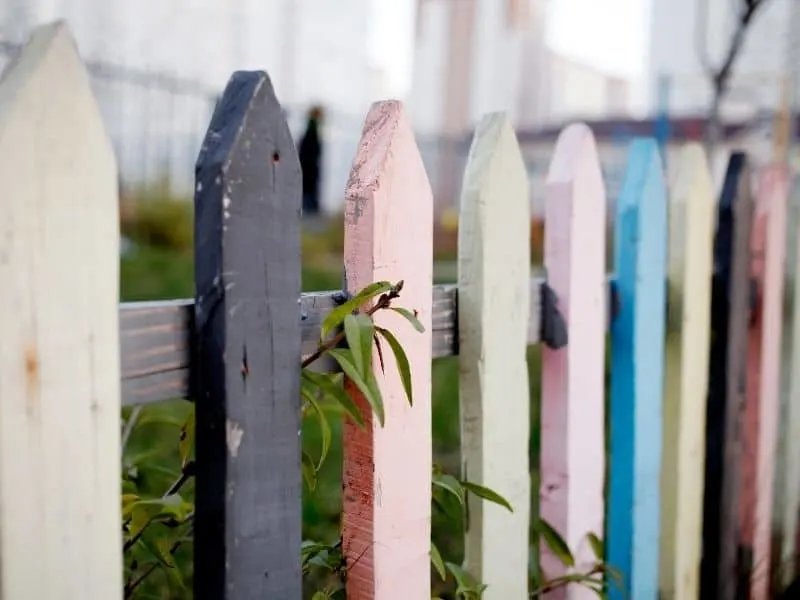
[432,472,464,505]
[534,518,575,567]
[125,494,192,540]
[390,307,425,332]
[587,532,604,560]
[122,493,140,520]
[373,334,386,373]
[161,494,193,521]
[320,281,393,340]
[344,313,375,377]
[305,391,331,470]
[133,409,185,429]
[302,370,364,427]
[376,327,413,406]
[328,348,385,426]
[460,480,513,513]
[139,528,176,570]
[302,451,317,491]
[445,561,483,596]
[128,504,158,540]
[430,542,446,581]
[178,407,195,468]
[530,573,602,598]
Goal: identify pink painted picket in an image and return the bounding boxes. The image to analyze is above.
[750,165,788,600]
[539,123,607,597]
[341,101,434,600]
[741,175,767,567]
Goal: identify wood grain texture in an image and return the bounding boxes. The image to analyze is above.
[0,22,123,599]
[700,152,754,600]
[608,138,668,600]
[457,112,530,598]
[341,101,433,599]
[192,71,303,599]
[658,143,715,600]
[539,123,607,599]
[749,165,788,600]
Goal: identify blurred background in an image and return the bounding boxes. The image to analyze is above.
[3,0,800,596]
[2,0,797,217]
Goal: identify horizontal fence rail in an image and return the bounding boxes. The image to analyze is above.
[120,279,617,407]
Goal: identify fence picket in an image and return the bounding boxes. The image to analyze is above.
[341,100,434,599]
[0,22,123,599]
[658,143,715,600]
[458,112,530,598]
[608,138,668,600]
[192,70,303,598]
[539,123,607,599]
[781,180,800,588]
[749,165,788,600]
[701,152,754,600]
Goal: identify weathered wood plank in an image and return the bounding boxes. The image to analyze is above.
[700,152,754,600]
[341,100,434,599]
[749,165,788,600]
[118,280,620,407]
[192,70,302,598]
[458,112,530,597]
[658,143,715,600]
[608,138,668,600]
[539,123,607,599]
[0,21,123,599]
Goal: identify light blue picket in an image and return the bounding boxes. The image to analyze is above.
[607,138,668,600]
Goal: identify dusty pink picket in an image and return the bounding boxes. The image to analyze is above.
[539,123,607,598]
[341,100,434,600]
[749,165,788,600]
[741,172,766,569]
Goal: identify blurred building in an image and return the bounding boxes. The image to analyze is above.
[409,0,631,211]
[0,0,375,210]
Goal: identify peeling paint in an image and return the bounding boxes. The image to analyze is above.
[226,420,244,457]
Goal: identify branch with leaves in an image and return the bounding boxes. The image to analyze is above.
[695,0,774,149]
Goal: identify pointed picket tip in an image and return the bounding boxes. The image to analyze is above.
[346,100,422,199]
[193,69,301,316]
[546,122,601,187]
[195,70,294,176]
[0,20,116,176]
[1,20,79,88]
[461,111,529,223]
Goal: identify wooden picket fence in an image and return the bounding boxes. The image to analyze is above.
[2,20,800,600]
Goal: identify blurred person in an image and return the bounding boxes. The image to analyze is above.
[298,105,324,217]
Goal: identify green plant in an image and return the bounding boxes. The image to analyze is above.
[119,279,616,599]
[121,184,194,253]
